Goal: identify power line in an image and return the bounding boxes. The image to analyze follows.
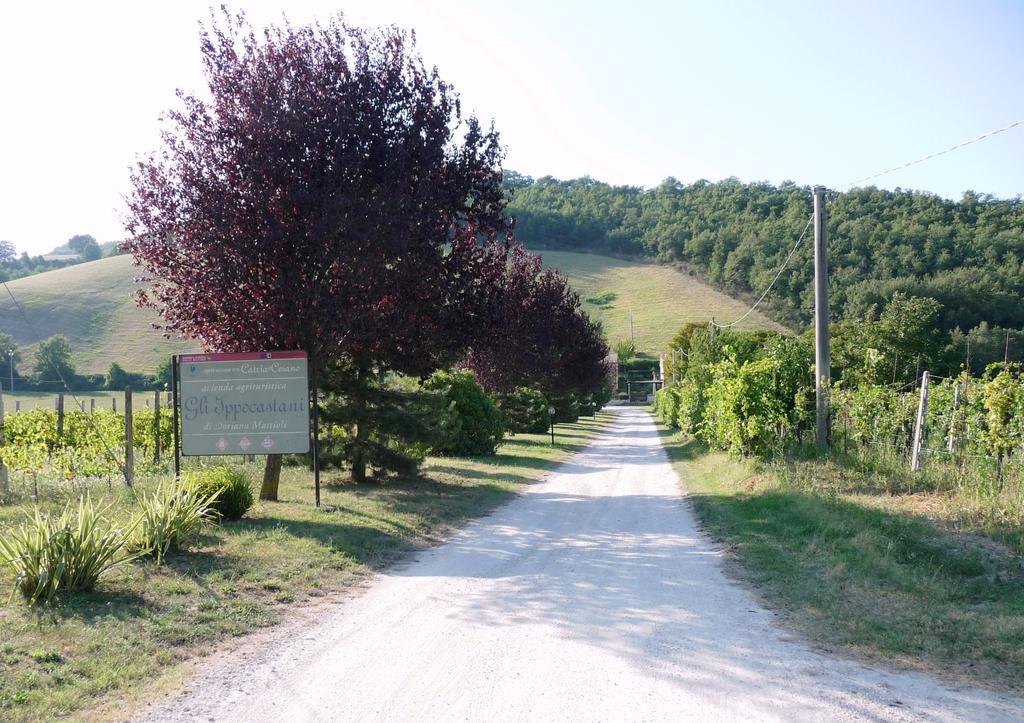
[1,279,127,473]
[841,117,1024,190]
[710,213,814,329]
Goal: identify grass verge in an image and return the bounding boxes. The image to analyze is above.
[657,421,1024,694]
[0,412,611,721]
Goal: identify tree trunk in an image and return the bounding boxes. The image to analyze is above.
[351,447,367,484]
[261,453,283,500]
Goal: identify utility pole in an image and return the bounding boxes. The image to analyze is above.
[813,186,831,447]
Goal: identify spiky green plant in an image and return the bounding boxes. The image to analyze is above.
[186,466,254,521]
[133,478,220,564]
[0,496,137,604]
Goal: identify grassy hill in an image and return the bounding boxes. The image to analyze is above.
[533,250,786,354]
[0,250,784,376]
[0,255,197,376]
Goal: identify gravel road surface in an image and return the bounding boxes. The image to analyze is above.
[137,407,1024,722]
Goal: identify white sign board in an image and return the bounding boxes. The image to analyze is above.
[178,351,310,456]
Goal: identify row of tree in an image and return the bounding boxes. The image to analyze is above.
[0,332,164,393]
[122,11,611,495]
[0,235,114,283]
[505,174,1024,365]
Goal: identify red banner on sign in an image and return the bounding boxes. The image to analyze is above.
[178,350,308,363]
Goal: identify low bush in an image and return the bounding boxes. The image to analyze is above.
[425,370,504,456]
[133,479,220,563]
[654,386,682,427]
[187,466,254,521]
[592,382,614,410]
[551,394,580,424]
[702,357,786,456]
[578,395,598,417]
[496,387,549,434]
[0,496,137,604]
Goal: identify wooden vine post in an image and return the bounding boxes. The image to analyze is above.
[946,379,961,453]
[0,382,8,495]
[153,390,161,462]
[910,371,930,471]
[124,387,134,487]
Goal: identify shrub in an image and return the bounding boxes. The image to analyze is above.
[0,496,137,604]
[134,478,220,563]
[578,395,598,417]
[425,370,504,456]
[676,378,705,435]
[551,394,580,424]
[187,466,254,521]
[592,382,614,410]
[613,338,637,362]
[654,387,681,428]
[702,358,785,456]
[496,387,549,434]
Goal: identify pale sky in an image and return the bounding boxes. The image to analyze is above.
[1,0,1023,255]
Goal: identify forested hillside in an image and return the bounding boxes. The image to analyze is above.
[506,172,1024,365]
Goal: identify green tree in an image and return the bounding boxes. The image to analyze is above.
[874,293,945,382]
[423,370,503,456]
[153,358,173,389]
[32,335,75,385]
[105,362,130,390]
[318,362,448,482]
[66,234,102,261]
[506,175,1024,340]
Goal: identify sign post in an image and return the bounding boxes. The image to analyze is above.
[170,351,318,504]
[171,355,180,477]
[310,362,321,508]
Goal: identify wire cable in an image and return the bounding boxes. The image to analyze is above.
[711,213,814,329]
[841,117,1024,190]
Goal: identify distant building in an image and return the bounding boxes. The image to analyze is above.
[41,253,81,262]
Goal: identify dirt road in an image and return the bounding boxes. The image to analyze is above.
[139,408,1024,722]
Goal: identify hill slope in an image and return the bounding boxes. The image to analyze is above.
[0,251,783,375]
[0,255,196,376]
[534,250,785,353]
[507,175,1024,335]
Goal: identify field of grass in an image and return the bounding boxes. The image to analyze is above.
[0,413,611,721]
[3,390,137,413]
[535,250,786,354]
[658,422,1024,694]
[0,255,197,376]
[1,250,783,376]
